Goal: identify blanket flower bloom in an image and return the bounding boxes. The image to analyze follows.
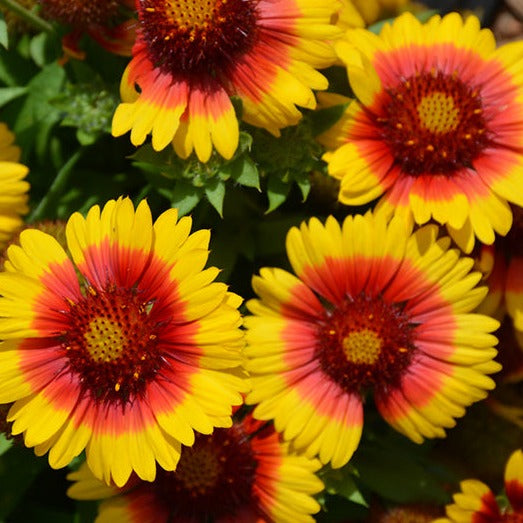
[245,212,500,468]
[40,0,136,59]
[112,0,347,162]
[67,415,324,522]
[0,197,245,487]
[321,12,523,252]
[436,449,523,522]
[0,123,29,250]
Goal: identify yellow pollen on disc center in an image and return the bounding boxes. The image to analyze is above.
[417,92,460,134]
[178,446,222,493]
[342,329,382,365]
[84,317,125,363]
[165,0,216,29]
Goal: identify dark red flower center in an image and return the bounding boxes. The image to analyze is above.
[316,294,416,393]
[152,425,257,519]
[376,70,490,175]
[138,0,259,77]
[61,285,164,407]
[40,0,120,28]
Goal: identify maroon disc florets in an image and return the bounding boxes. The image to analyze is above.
[152,425,257,519]
[376,70,491,175]
[138,0,260,76]
[61,285,163,406]
[317,293,416,393]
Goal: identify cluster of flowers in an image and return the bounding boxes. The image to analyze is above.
[0,0,522,521]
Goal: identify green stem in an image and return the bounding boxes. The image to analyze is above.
[0,0,54,33]
[28,148,84,223]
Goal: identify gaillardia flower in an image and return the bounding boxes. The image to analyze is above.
[39,0,136,59]
[0,122,29,250]
[0,198,245,487]
[321,12,523,252]
[67,415,324,522]
[112,0,347,162]
[245,212,500,468]
[437,449,523,522]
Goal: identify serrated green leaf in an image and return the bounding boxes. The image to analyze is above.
[205,179,226,217]
[0,13,8,49]
[169,181,202,216]
[230,156,260,190]
[266,174,291,213]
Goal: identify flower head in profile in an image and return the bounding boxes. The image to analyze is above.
[67,414,324,522]
[245,212,500,469]
[321,12,523,252]
[39,0,136,59]
[437,449,523,522]
[111,0,355,162]
[0,198,245,487]
[0,122,29,250]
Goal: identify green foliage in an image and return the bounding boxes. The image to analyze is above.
[52,82,118,145]
[131,132,259,216]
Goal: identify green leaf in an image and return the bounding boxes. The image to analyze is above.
[29,32,59,67]
[169,181,202,216]
[351,440,450,504]
[266,174,291,213]
[8,62,65,158]
[205,179,226,217]
[0,434,12,456]
[0,85,27,108]
[0,12,8,49]
[309,103,349,137]
[0,444,47,519]
[296,175,311,201]
[323,466,368,507]
[229,156,260,190]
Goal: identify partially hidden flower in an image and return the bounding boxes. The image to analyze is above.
[0,122,29,251]
[67,414,324,522]
[437,449,523,522]
[39,0,136,59]
[245,211,500,469]
[111,0,352,162]
[0,197,245,487]
[320,12,523,253]
[473,206,523,384]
